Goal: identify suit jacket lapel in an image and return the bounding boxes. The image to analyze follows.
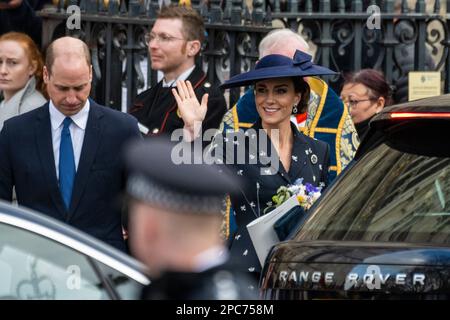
[67,103,103,220]
[35,105,67,217]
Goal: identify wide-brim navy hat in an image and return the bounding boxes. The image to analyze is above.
[220,50,337,89]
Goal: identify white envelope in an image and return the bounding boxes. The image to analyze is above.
[246,195,299,266]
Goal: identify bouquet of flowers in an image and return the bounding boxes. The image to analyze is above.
[265,178,323,214]
[268,179,324,241]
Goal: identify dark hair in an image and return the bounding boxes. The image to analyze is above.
[343,69,393,106]
[157,5,205,44]
[293,76,310,113]
[253,77,310,113]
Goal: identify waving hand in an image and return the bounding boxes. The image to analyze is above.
[172,80,208,141]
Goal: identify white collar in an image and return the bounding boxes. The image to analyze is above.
[49,99,90,130]
[162,65,196,88]
[193,245,229,272]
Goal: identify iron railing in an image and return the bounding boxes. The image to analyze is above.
[39,0,449,110]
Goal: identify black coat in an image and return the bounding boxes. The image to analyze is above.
[130,65,227,137]
[0,101,141,251]
[211,120,330,274]
[0,1,42,47]
[140,262,258,300]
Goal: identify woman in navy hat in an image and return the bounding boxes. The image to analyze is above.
[172,50,334,282]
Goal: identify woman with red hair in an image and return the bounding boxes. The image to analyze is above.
[0,32,47,130]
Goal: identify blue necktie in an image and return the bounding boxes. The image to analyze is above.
[59,117,75,210]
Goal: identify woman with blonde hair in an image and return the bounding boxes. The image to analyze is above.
[0,32,47,130]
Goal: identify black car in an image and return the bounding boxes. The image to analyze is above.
[260,94,450,299]
[0,201,149,299]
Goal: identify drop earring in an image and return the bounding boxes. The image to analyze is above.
[292,104,298,114]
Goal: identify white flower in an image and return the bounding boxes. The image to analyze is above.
[267,178,323,213]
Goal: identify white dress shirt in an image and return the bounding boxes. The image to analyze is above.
[49,100,90,179]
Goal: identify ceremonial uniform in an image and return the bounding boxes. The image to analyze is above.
[130,65,227,136]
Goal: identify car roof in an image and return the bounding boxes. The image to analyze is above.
[377,93,450,115]
[0,201,150,285]
[356,94,450,158]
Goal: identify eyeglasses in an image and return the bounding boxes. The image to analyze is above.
[345,98,377,108]
[144,32,185,45]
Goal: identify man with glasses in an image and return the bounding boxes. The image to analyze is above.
[130,5,227,138]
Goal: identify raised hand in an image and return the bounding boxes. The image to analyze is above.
[172,80,208,141]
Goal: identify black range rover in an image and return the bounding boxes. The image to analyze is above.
[260,94,450,300]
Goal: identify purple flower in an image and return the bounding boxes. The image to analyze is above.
[305,183,320,194]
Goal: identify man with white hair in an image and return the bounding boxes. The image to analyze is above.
[258,28,311,57]
[0,37,141,251]
[219,28,359,239]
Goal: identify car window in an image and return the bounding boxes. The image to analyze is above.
[0,223,110,300]
[296,143,450,245]
[94,261,145,300]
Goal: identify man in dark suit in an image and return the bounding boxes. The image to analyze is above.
[130,5,227,138]
[0,37,141,251]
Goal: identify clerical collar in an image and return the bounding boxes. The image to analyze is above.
[162,65,195,88]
